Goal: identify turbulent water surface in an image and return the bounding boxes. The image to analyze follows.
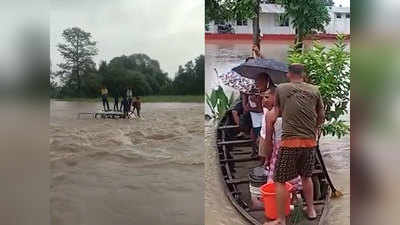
[50,101,204,225]
[205,39,350,225]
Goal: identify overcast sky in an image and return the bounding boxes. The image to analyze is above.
[51,0,349,78]
[51,0,204,78]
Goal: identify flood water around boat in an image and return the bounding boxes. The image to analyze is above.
[50,101,204,225]
[205,39,350,101]
[205,39,350,225]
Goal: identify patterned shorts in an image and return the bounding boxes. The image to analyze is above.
[273,147,316,183]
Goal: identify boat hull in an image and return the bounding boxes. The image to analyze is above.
[216,113,330,225]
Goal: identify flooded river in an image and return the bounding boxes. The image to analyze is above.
[205,39,350,225]
[50,101,204,225]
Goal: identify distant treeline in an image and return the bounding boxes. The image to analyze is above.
[50,54,204,98]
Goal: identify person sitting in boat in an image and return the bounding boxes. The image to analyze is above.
[230,93,248,137]
[100,85,110,111]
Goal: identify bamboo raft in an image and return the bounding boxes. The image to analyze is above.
[216,112,330,225]
[77,111,125,119]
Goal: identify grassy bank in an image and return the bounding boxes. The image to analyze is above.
[53,95,204,103]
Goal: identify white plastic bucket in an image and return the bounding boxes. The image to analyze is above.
[249,184,264,209]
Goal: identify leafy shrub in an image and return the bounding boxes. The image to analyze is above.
[206,86,235,120]
[288,34,350,138]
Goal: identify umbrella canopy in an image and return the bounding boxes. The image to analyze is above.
[232,58,289,85]
[217,70,256,94]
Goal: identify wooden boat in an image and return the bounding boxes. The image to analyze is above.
[216,112,330,225]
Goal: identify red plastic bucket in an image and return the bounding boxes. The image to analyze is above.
[260,182,293,220]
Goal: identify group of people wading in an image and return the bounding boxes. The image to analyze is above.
[231,45,325,225]
[100,86,141,118]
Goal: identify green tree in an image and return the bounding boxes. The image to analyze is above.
[108,54,169,95]
[322,0,335,6]
[206,85,235,119]
[206,0,262,48]
[278,0,331,50]
[288,35,350,138]
[49,76,60,98]
[194,55,205,94]
[56,27,98,96]
[171,55,205,95]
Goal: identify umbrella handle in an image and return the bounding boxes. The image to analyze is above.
[214,68,223,88]
[214,68,219,76]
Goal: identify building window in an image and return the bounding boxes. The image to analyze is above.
[236,20,248,26]
[336,13,342,19]
[346,13,350,19]
[276,14,289,27]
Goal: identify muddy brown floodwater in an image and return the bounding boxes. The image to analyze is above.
[50,101,204,225]
[205,39,350,225]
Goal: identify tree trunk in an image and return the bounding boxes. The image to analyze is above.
[294,28,304,53]
[74,68,81,97]
[252,0,261,49]
[77,72,81,97]
[76,32,81,97]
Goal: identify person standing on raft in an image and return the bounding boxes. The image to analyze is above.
[111,88,120,112]
[132,96,141,118]
[100,85,110,111]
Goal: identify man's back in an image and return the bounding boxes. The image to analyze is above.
[276,82,324,140]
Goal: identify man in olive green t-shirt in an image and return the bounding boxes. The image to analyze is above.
[263,64,324,225]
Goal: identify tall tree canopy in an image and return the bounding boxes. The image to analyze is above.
[278,0,331,49]
[170,55,204,95]
[106,54,170,96]
[52,51,204,98]
[53,27,204,98]
[323,0,335,6]
[56,27,98,96]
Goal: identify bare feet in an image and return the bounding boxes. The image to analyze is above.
[304,206,317,220]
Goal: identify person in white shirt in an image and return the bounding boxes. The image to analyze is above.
[100,86,110,111]
[245,93,263,158]
[126,87,133,114]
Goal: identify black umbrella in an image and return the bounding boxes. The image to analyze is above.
[232,58,289,85]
